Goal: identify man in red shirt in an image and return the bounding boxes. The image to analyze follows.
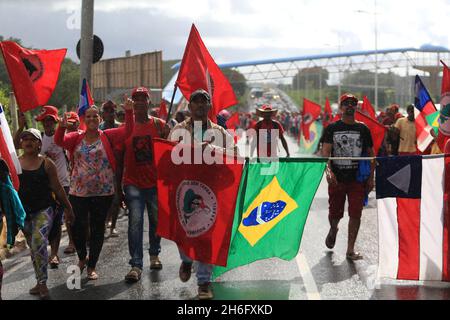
[119,87,168,282]
[251,105,290,158]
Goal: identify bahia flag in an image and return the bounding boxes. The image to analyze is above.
[361,96,376,120]
[0,104,21,190]
[322,97,333,128]
[176,24,238,122]
[376,155,450,281]
[0,41,66,112]
[414,75,437,152]
[436,61,450,151]
[302,99,322,141]
[77,78,94,131]
[355,111,387,155]
[213,159,326,278]
[153,138,243,266]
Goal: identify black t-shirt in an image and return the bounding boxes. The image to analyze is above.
[322,120,373,182]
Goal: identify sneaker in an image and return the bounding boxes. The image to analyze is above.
[125,267,142,283]
[198,283,213,300]
[179,262,192,282]
[150,255,162,270]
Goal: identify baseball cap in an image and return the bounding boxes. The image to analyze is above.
[189,89,211,103]
[131,87,150,99]
[65,111,80,123]
[340,93,358,105]
[35,105,59,122]
[20,128,42,141]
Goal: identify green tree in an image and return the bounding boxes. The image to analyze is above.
[292,67,329,90]
[222,68,247,98]
[47,58,80,109]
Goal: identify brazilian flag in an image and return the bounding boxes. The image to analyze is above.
[298,121,323,155]
[213,158,327,278]
[426,111,440,135]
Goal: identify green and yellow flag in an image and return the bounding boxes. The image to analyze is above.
[213,158,326,278]
[426,111,440,135]
[298,121,323,155]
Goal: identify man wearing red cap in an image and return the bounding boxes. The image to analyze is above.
[251,105,290,158]
[321,93,375,261]
[14,105,76,266]
[118,87,169,283]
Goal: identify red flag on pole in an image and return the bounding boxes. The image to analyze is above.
[302,99,322,141]
[154,138,243,266]
[436,61,450,151]
[361,96,376,119]
[355,111,387,155]
[226,112,240,130]
[0,41,66,112]
[322,97,333,128]
[176,24,238,121]
[158,100,168,119]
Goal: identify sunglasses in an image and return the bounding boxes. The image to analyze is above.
[342,100,357,107]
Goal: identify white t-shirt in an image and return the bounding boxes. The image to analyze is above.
[41,133,70,187]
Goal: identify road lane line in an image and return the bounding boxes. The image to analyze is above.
[295,252,321,300]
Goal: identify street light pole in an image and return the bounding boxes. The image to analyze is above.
[79,0,94,93]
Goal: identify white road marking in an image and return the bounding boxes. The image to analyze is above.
[294,252,321,300]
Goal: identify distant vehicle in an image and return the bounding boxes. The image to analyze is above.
[250,88,264,99]
[263,91,280,100]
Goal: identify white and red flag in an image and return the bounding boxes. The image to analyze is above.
[0,104,21,190]
[376,155,450,281]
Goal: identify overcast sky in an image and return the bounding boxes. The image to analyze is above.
[1,0,449,64]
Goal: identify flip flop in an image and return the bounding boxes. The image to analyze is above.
[346,252,363,261]
[87,270,99,281]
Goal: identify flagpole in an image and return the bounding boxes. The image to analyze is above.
[166,84,178,123]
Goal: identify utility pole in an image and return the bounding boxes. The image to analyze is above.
[79,0,94,92]
[374,0,379,111]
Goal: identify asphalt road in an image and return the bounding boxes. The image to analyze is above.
[2,136,450,300]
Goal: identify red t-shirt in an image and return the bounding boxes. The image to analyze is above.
[253,120,284,157]
[121,118,164,189]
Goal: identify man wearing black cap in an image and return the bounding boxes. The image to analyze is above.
[321,93,375,261]
[168,89,238,300]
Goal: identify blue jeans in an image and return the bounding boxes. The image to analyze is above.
[179,250,213,285]
[124,185,161,269]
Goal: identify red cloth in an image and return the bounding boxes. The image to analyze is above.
[226,112,240,130]
[361,96,376,119]
[154,138,243,266]
[176,24,238,121]
[322,97,333,128]
[54,109,134,172]
[302,99,322,140]
[121,118,165,189]
[158,100,168,119]
[355,111,387,155]
[0,41,66,112]
[437,61,450,151]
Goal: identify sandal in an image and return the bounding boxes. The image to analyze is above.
[325,227,338,249]
[346,252,363,261]
[87,269,99,281]
[49,256,60,269]
[64,245,76,254]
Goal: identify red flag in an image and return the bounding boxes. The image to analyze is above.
[176,24,238,121]
[0,41,66,112]
[437,61,450,151]
[158,100,168,119]
[361,96,376,119]
[322,97,333,128]
[154,138,243,266]
[302,99,322,141]
[355,111,387,155]
[226,112,240,130]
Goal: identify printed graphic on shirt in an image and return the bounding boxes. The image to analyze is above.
[133,135,153,164]
[332,131,362,169]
